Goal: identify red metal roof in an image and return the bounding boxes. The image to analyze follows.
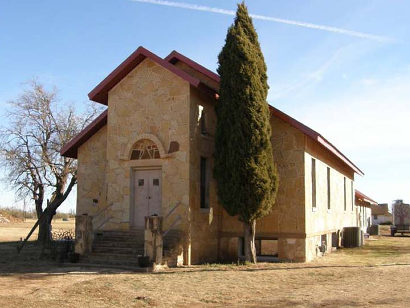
[60,110,107,158]
[88,46,206,105]
[167,49,363,176]
[355,190,378,205]
[164,50,220,85]
[269,106,364,175]
[61,47,364,176]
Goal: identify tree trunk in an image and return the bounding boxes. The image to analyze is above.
[38,200,54,246]
[35,196,45,242]
[38,216,52,245]
[243,219,257,264]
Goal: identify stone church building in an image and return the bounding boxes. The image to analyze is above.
[61,46,365,265]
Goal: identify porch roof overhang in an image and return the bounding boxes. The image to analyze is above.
[355,190,378,207]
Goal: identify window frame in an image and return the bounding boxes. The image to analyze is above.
[351,180,354,211]
[200,156,210,209]
[343,177,347,211]
[327,167,331,210]
[311,158,317,210]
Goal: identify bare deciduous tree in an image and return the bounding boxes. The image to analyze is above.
[0,80,101,245]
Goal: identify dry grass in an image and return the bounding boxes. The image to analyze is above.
[1,225,410,307]
[0,218,75,242]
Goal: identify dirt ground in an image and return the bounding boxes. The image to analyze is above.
[0,226,409,307]
[0,218,75,242]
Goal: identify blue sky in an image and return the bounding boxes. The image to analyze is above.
[1,0,410,212]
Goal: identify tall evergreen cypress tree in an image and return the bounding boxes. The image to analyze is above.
[214,2,279,263]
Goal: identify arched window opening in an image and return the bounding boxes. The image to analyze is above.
[130,139,160,160]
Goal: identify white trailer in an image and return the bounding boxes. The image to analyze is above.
[390,200,410,236]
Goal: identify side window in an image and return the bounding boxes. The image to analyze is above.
[344,177,347,211]
[327,167,331,210]
[198,105,207,135]
[351,180,354,211]
[200,157,210,209]
[311,158,316,209]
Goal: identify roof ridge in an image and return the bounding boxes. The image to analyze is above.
[88,46,203,105]
[63,48,364,176]
[164,50,220,83]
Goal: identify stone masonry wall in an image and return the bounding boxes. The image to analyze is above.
[219,114,307,261]
[105,58,191,241]
[77,125,108,223]
[304,137,357,261]
[188,87,221,264]
[75,55,361,264]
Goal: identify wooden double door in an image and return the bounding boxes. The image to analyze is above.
[132,169,162,228]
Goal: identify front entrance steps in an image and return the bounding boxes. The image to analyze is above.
[82,230,146,269]
[78,229,184,269]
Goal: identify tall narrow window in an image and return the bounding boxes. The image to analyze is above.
[200,157,209,209]
[200,112,207,135]
[311,158,316,209]
[327,167,331,210]
[198,105,207,135]
[351,180,354,211]
[343,177,347,211]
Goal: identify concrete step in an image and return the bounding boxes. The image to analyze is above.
[95,230,144,237]
[93,239,144,246]
[85,253,143,267]
[94,237,144,243]
[94,235,144,240]
[91,246,139,254]
[88,251,144,260]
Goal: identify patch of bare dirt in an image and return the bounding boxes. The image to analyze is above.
[0,225,409,307]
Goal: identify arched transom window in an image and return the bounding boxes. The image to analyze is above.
[130,139,160,160]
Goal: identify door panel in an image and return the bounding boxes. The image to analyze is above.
[132,169,162,228]
[148,170,161,216]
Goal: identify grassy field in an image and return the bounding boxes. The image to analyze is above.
[0,218,75,242]
[0,226,409,307]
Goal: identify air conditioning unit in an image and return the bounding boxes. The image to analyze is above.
[319,244,327,254]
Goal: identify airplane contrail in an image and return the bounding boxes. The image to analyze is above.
[131,0,393,43]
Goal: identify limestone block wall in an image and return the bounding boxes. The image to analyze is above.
[220,115,306,236]
[185,86,307,262]
[304,137,357,261]
[218,114,306,262]
[188,87,221,264]
[77,125,108,220]
[105,58,191,233]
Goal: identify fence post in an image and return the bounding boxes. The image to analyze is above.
[75,214,93,255]
[144,215,163,266]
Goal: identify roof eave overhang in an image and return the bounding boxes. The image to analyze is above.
[75,47,363,178]
[317,136,364,176]
[88,46,203,105]
[269,105,364,176]
[165,50,221,83]
[355,190,378,206]
[60,110,108,158]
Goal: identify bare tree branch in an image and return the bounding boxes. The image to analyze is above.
[0,80,104,244]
